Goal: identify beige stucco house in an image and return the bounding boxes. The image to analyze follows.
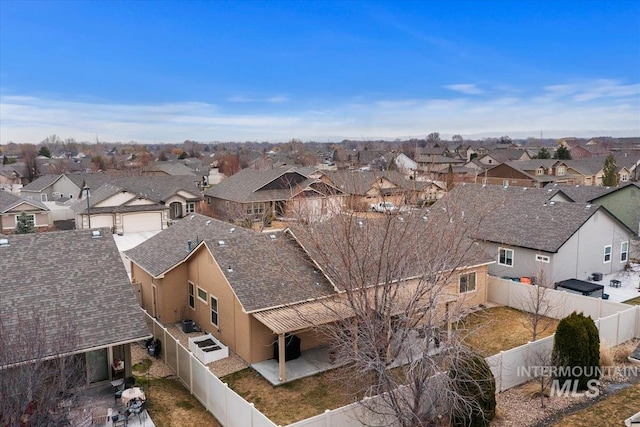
[125,214,492,383]
[0,190,52,233]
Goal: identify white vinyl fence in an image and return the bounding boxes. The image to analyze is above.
[140,278,640,426]
[142,310,277,427]
[485,276,640,392]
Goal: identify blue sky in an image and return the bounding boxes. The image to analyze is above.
[1,0,639,143]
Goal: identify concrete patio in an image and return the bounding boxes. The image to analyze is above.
[594,263,640,303]
[69,383,156,426]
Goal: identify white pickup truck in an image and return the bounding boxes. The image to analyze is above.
[370,202,398,214]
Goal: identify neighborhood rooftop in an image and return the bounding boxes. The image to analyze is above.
[0,229,150,365]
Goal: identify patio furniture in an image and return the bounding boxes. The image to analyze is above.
[126,398,147,423]
[121,386,146,406]
[610,279,622,288]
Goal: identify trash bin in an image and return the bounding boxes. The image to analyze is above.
[602,293,609,300]
[182,319,195,333]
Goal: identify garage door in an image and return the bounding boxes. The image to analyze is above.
[122,212,163,233]
[90,215,114,229]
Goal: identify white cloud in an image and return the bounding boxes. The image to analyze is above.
[444,84,484,95]
[1,79,638,143]
[228,94,290,104]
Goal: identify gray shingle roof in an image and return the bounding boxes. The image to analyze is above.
[124,214,255,277]
[204,168,317,202]
[0,190,49,213]
[20,174,63,192]
[0,229,150,366]
[323,170,408,195]
[439,183,623,253]
[550,184,613,203]
[204,232,335,312]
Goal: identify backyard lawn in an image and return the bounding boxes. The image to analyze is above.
[457,306,559,357]
[552,382,640,426]
[623,296,640,305]
[131,305,554,426]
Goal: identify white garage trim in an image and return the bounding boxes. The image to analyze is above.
[122,212,163,233]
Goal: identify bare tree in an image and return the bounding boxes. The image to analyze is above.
[519,275,561,342]
[20,144,40,183]
[285,188,497,426]
[0,312,87,427]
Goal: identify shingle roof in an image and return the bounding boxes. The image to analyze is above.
[439,183,623,253]
[550,184,613,203]
[124,214,255,277]
[204,167,316,202]
[20,174,63,192]
[108,176,202,202]
[204,232,336,312]
[323,170,408,195]
[0,190,49,213]
[0,229,150,365]
[144,162,197,176]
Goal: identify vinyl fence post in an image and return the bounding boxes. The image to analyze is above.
[325,409,331,427]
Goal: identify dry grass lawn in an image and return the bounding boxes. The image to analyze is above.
[221,366,355,426]
[623,295,640,305]
[130,306,554,426]
[457,306,559,357]
[551,382,640,426]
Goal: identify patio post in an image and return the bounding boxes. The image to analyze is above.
[278,333,286,382]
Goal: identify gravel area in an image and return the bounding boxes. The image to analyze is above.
[493,361,640,426]
[132,322,249,380]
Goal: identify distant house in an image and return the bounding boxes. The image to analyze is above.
[21,174,87,202]
[323,170,413,210]
[0,166,24,193]
[553,182,640,236]
[204,167,345,222]
[0,229,151,385]
[0,190,52,233]
[438,184,635,284]
[477,148,531,166]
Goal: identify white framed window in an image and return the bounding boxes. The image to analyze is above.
[557,167,565,176]
[620,174,629,182]
[535,254,550,263]
[536,167,544,176]
[459,272,477,293]
[603,245,612,263]
[188,282,195,310]
[210,296,219,326]
[502,180,509,187]
[186,202,196,214]
[499,248,514,267]
[40,194,48,202]
[621,241,629,263]
[15,213,36,228]
[197,286,208,304]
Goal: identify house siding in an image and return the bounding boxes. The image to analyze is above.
[552,210,632,281]
[593,186,640,236]
[484,243,555,283]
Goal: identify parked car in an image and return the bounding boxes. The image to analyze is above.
[370,202,398,214]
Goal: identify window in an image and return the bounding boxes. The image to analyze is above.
[40,194,48,202]
[210,296,219,326]
[186,202,195,214]
[459,272,477,293]
[536,167,544,176]
[499,248,514,267]
[69,194,73,198]
[621,241,629,263]
[621,174,629,182]
[535,254,550,263]
[502,180,509,187]
[603,245,612,263]
[188,282,195,309]
[15,213,35,228]
[197,286,208,304]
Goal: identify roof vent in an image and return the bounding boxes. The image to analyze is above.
[523,187,527,190]
[269,234,277,240]
[229,227,236,233]
[227,265,233,272]
[422,216,428,221]
[549,201,555,205]
[0,238,9,247]
[218,240,226,246]
[190,214,195,219]
[357,220,365,228]
[585,204,592,209]
[187,240,193,252]
[206,220,212,225]
[91,230,102,238]
[398,217,404,222]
